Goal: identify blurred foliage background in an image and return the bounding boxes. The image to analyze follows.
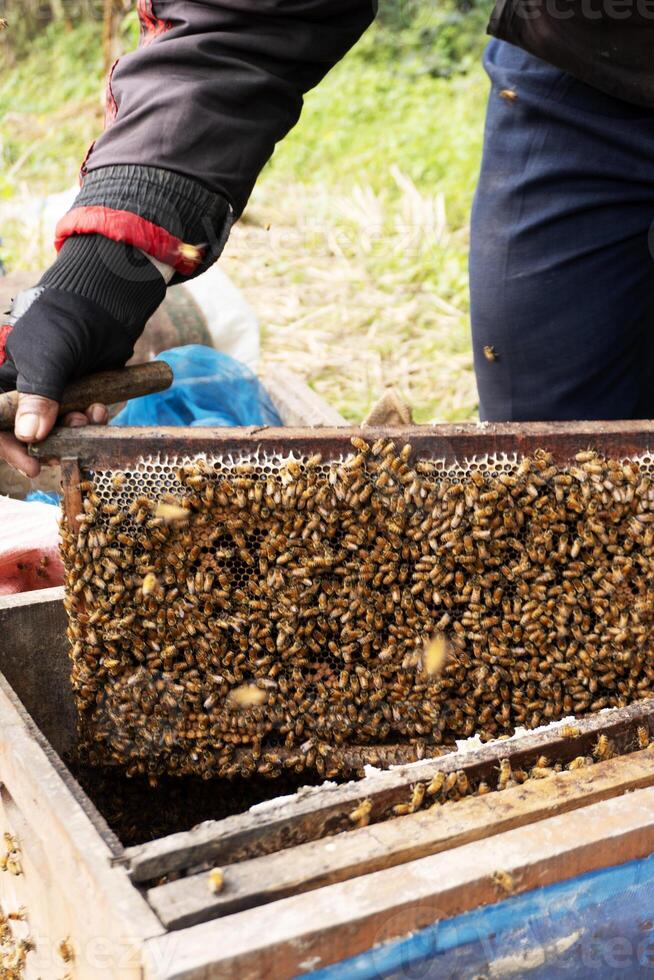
[0,0,491,421]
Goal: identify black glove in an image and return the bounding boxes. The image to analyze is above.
[0,234,166,401]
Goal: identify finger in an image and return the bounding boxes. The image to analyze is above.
[14,393,59,444]
[0,433,41,479]
[61,412,90,428]
[60,404,109,429]
[85,403,109,425]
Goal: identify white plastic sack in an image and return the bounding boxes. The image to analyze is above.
[180,266,259,368]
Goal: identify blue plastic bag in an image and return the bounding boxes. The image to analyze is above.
[25,491,61,507]
[111,346,282,427]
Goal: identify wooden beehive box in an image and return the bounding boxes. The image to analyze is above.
[3,586,654,978]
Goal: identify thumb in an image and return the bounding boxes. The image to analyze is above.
[14,393,60,443]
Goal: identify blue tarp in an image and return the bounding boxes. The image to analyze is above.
[309,855,654,979]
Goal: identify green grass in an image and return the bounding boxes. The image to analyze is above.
[267,31,485,222]
[249,39,487,420]
[0,16,489,421]
[269,63,484,224]
[0,21,104,194]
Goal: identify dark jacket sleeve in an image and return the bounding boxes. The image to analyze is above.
[57,0,376,283]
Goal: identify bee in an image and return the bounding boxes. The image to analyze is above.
[497,759,513,791]
[443,771,459,797]
[155,501,191,524]
[228,685,267,708]
[349,799,372,828]
[207,868,225,894]
[593,735,613,761]
[142,573,159,597]
[422,634,449,677]
[410,782,426,812]
[6,854,21,876]
[57,938,75,963]
[456,771,469,795]
[426,771,445,796]
[638,726,651,750]
[492,869,516,895]
[529,764,554,780]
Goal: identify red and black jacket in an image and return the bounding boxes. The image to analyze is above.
[56,0,654,280]
[57,0,377,282]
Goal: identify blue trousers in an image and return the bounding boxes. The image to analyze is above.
[470,40,654,421]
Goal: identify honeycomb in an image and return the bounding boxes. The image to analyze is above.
[60,438,654,780]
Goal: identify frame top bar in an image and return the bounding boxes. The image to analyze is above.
[32,420,654,469]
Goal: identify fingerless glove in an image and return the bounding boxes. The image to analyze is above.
[0,234,166,401]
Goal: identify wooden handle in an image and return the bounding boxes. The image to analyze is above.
[0,361,174,431]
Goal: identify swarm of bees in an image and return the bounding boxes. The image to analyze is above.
[61,438,654,780]
[346,724,654,832]
[0,902,32,980]
[0,834,21,877]
[374,728,654,826]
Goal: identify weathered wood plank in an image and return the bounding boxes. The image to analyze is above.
[143,785,654,980]
[126,698,654,882]
[59,456,83,550]
[0,588,75,758]
[0,673,164,977]
[148,746,654,930]
[261,365,348,427]
[0,589,126,857]
[34,419,654,470]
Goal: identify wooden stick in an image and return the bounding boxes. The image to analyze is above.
[0,362,173,431]
[148,746,654,930]
[142,785,654,980]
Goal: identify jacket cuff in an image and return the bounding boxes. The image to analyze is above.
[55,165,234,283]
[40,234,166,329]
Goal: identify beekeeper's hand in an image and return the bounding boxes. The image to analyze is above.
[0,402,110,479]
[0,234,166,476]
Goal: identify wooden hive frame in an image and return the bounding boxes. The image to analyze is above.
[33,418,654,774]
